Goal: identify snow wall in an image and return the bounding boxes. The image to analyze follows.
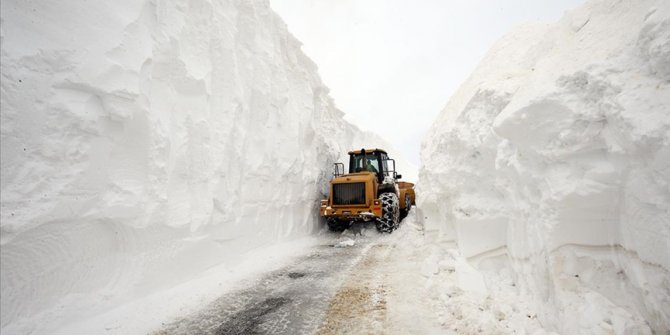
[419,0,669,333]
[0,0,415,332]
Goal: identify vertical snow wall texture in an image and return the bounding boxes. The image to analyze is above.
[0,0,409,330]
[419,0,669,332]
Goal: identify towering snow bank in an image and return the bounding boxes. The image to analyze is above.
[0,0,412,333]
[419,0,669,332]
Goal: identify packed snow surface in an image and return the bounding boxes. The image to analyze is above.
[419,0,669,333]
[0,0,415,333]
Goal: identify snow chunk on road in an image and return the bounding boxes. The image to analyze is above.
[335,238,356,248]
[454,257,487,295]
[420,254,440,277]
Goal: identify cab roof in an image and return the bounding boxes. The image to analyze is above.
[347,148,387,155]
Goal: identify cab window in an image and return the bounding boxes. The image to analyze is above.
[350,154,380,173]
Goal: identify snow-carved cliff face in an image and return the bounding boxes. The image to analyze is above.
[419,0,669,333]
[0,0,413,333]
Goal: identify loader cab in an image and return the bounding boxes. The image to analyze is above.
[348,149,392,183]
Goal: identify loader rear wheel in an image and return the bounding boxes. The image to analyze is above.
[400,194,411,220]
[327,218,349,232]
[375,192,399,233]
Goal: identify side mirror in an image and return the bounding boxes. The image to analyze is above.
[333,162,345,177]
[396,174,402,179]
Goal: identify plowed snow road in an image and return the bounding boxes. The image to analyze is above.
[154,214,443,335]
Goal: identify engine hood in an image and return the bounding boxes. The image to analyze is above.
[332,171,376,184]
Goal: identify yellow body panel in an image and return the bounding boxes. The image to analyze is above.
[320,172,383,219]
[398,181,416,209]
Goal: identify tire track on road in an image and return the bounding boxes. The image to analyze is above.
[317,243,394,335]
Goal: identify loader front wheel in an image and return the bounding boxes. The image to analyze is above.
[375,192,399,233]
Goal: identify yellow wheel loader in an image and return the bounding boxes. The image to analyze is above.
[320,148,416,233]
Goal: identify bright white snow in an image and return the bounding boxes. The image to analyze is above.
[419,0,669,333]
[0,0,414,334]
[3,0,667,333]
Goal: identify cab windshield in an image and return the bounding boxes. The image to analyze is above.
[349,154,380,173]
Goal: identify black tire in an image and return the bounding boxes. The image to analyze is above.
[327,218,349,232]
[400,194,411,220]
[375,192,399,233]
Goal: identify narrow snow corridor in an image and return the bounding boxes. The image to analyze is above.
[2,0,668,334]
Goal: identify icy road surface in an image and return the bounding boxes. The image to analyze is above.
[154,214,443,335]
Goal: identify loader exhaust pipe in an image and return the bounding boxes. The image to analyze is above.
[361,148,367,171]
